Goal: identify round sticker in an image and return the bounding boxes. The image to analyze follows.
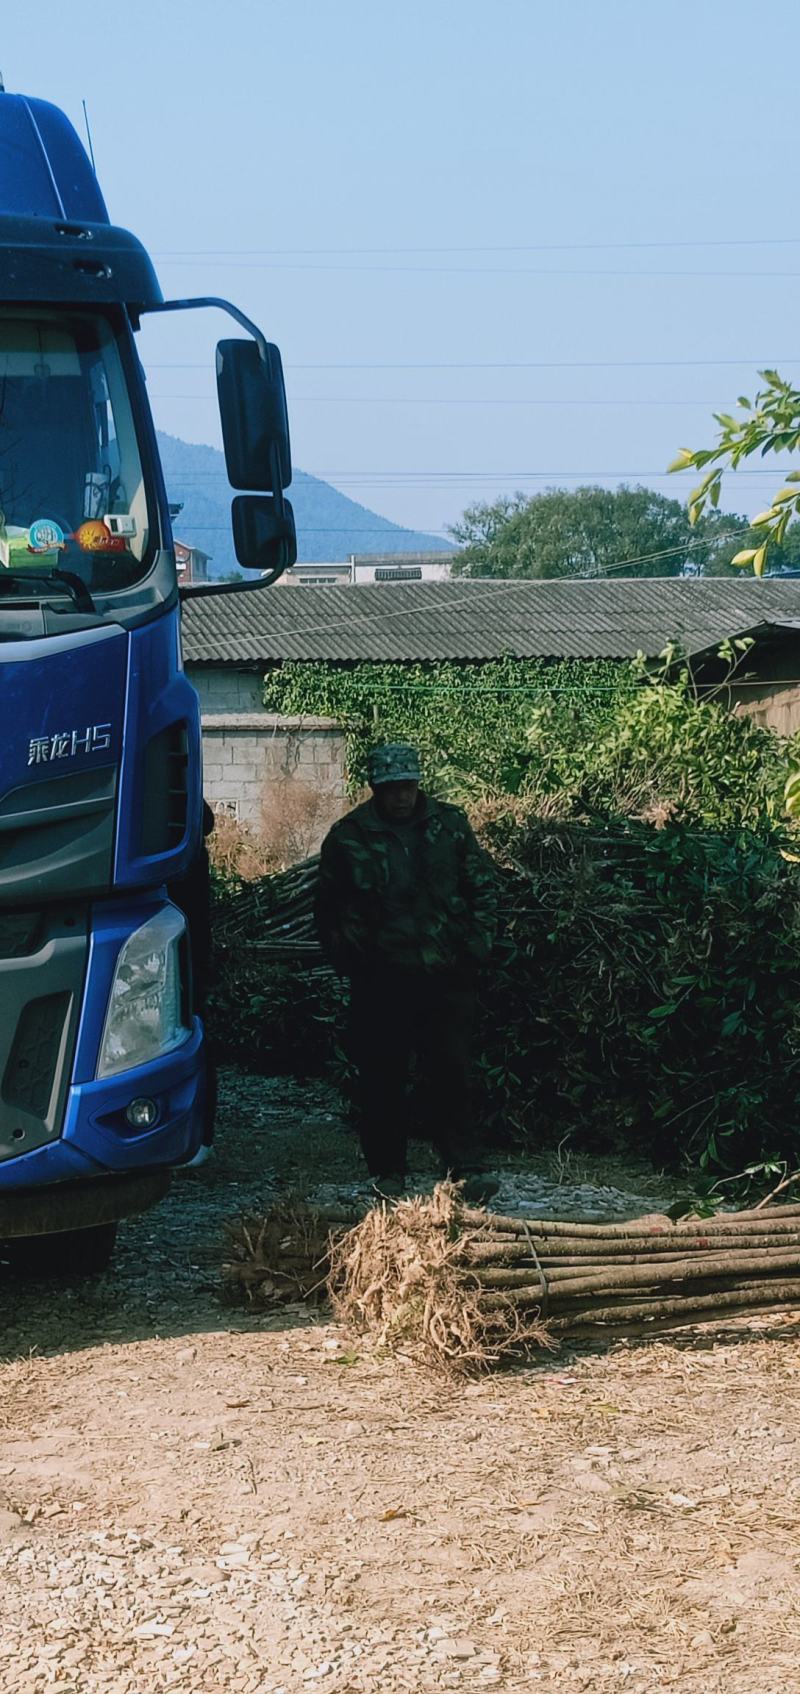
[28,518,65,553]
[72,520,126,553]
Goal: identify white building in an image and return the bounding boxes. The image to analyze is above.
[349,551,453,584]
[277,551,455,586]
[276,560,351,586]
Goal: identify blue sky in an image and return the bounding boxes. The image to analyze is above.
[6,1,800,544]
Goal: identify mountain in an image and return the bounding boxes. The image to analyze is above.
[156,433,453,578]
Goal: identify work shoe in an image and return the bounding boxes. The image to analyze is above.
[456,1173,500,1207]
[371,1174,405,1199]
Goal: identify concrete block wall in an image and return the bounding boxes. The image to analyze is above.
[199,710,349,857]
[190,667,265,714]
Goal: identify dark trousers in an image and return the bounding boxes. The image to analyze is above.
[347,967,480,1179]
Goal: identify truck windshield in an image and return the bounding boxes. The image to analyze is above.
[0,311,155,599]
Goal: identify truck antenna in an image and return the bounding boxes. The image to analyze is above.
[82,98,97,173]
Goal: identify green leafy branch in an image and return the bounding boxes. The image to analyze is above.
[669,369,800,575]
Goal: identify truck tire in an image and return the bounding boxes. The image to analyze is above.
[8,1221,118,1279]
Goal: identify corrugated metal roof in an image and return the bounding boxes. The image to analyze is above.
[181,578,800,666]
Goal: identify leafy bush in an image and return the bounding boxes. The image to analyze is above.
[208,951,345,1078]
[512,672,795,832]
[476,812,800,1172]
[262,656,634,796]
[219,670,800,1174]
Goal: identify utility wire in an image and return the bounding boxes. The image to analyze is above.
[258,676,800,694]
[152,237,800,255]
[151,394,734,405]
[187,547,784,642]
[153,260,800,278]
[145,357,800,370]
[161,468,788,482]
[182,530,749,565]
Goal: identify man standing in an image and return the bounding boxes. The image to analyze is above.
[314,744,499,1202]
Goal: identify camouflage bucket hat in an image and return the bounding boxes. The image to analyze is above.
[367,743,421,786]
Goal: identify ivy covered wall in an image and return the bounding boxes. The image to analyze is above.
[261,656,637,796]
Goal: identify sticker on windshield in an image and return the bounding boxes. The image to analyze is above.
[73,520,127,553]
[28,518,66,554]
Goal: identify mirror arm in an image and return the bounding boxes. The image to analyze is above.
[179,561,286,600]
[142,296,270,362]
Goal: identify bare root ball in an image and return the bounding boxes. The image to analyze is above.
[329,1184,554,1377]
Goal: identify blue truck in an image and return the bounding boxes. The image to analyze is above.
[0,90,296,1271]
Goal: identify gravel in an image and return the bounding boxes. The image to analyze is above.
[0,1065,685,1694]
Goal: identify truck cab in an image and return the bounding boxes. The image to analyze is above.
[0,92,295,1268]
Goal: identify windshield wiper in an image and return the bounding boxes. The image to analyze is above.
[0,569,97,614]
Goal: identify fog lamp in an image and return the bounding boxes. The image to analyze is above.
[126,1097,159,1130]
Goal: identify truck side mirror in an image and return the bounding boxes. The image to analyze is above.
[216,339,292,494]
[232,495,297,583]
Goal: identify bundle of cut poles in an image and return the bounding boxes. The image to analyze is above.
[457,1201,800,1332]
[225,1193,800,1338]
[213,856,322,956]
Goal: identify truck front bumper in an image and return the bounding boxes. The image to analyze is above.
[0,1168,170,1237]
[0,1018,206,1189]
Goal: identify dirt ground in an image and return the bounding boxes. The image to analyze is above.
[2,1068,800,1694]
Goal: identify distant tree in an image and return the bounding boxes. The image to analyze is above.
[448,484,751,580]
[670,370,800,575]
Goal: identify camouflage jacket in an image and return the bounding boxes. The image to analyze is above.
[314,793,498,975]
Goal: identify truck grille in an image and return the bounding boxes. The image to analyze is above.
[0,908,88,1160]
[0,763,117,903]
[3,992,70,1117]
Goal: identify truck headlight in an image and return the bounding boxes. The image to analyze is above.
[97,907,191,1079]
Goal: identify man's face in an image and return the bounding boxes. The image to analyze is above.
[373,779,419,820]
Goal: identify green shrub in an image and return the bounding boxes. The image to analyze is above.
[208,953,345,1078]
[514,675,794,832]
[476,813,800,1172]
[262,657,635,796]
[224,667,800,1174]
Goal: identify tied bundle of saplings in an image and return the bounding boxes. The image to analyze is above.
[224,1184,800,1376]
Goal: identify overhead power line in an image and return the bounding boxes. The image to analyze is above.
[152,394,736,406]
[161,467,789,482]
[210,553,786,644]
[146,357,800,371]
[152,237,800,256]
[184,530,750,569]
[254,676,800,695]
[152,260,800,279]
